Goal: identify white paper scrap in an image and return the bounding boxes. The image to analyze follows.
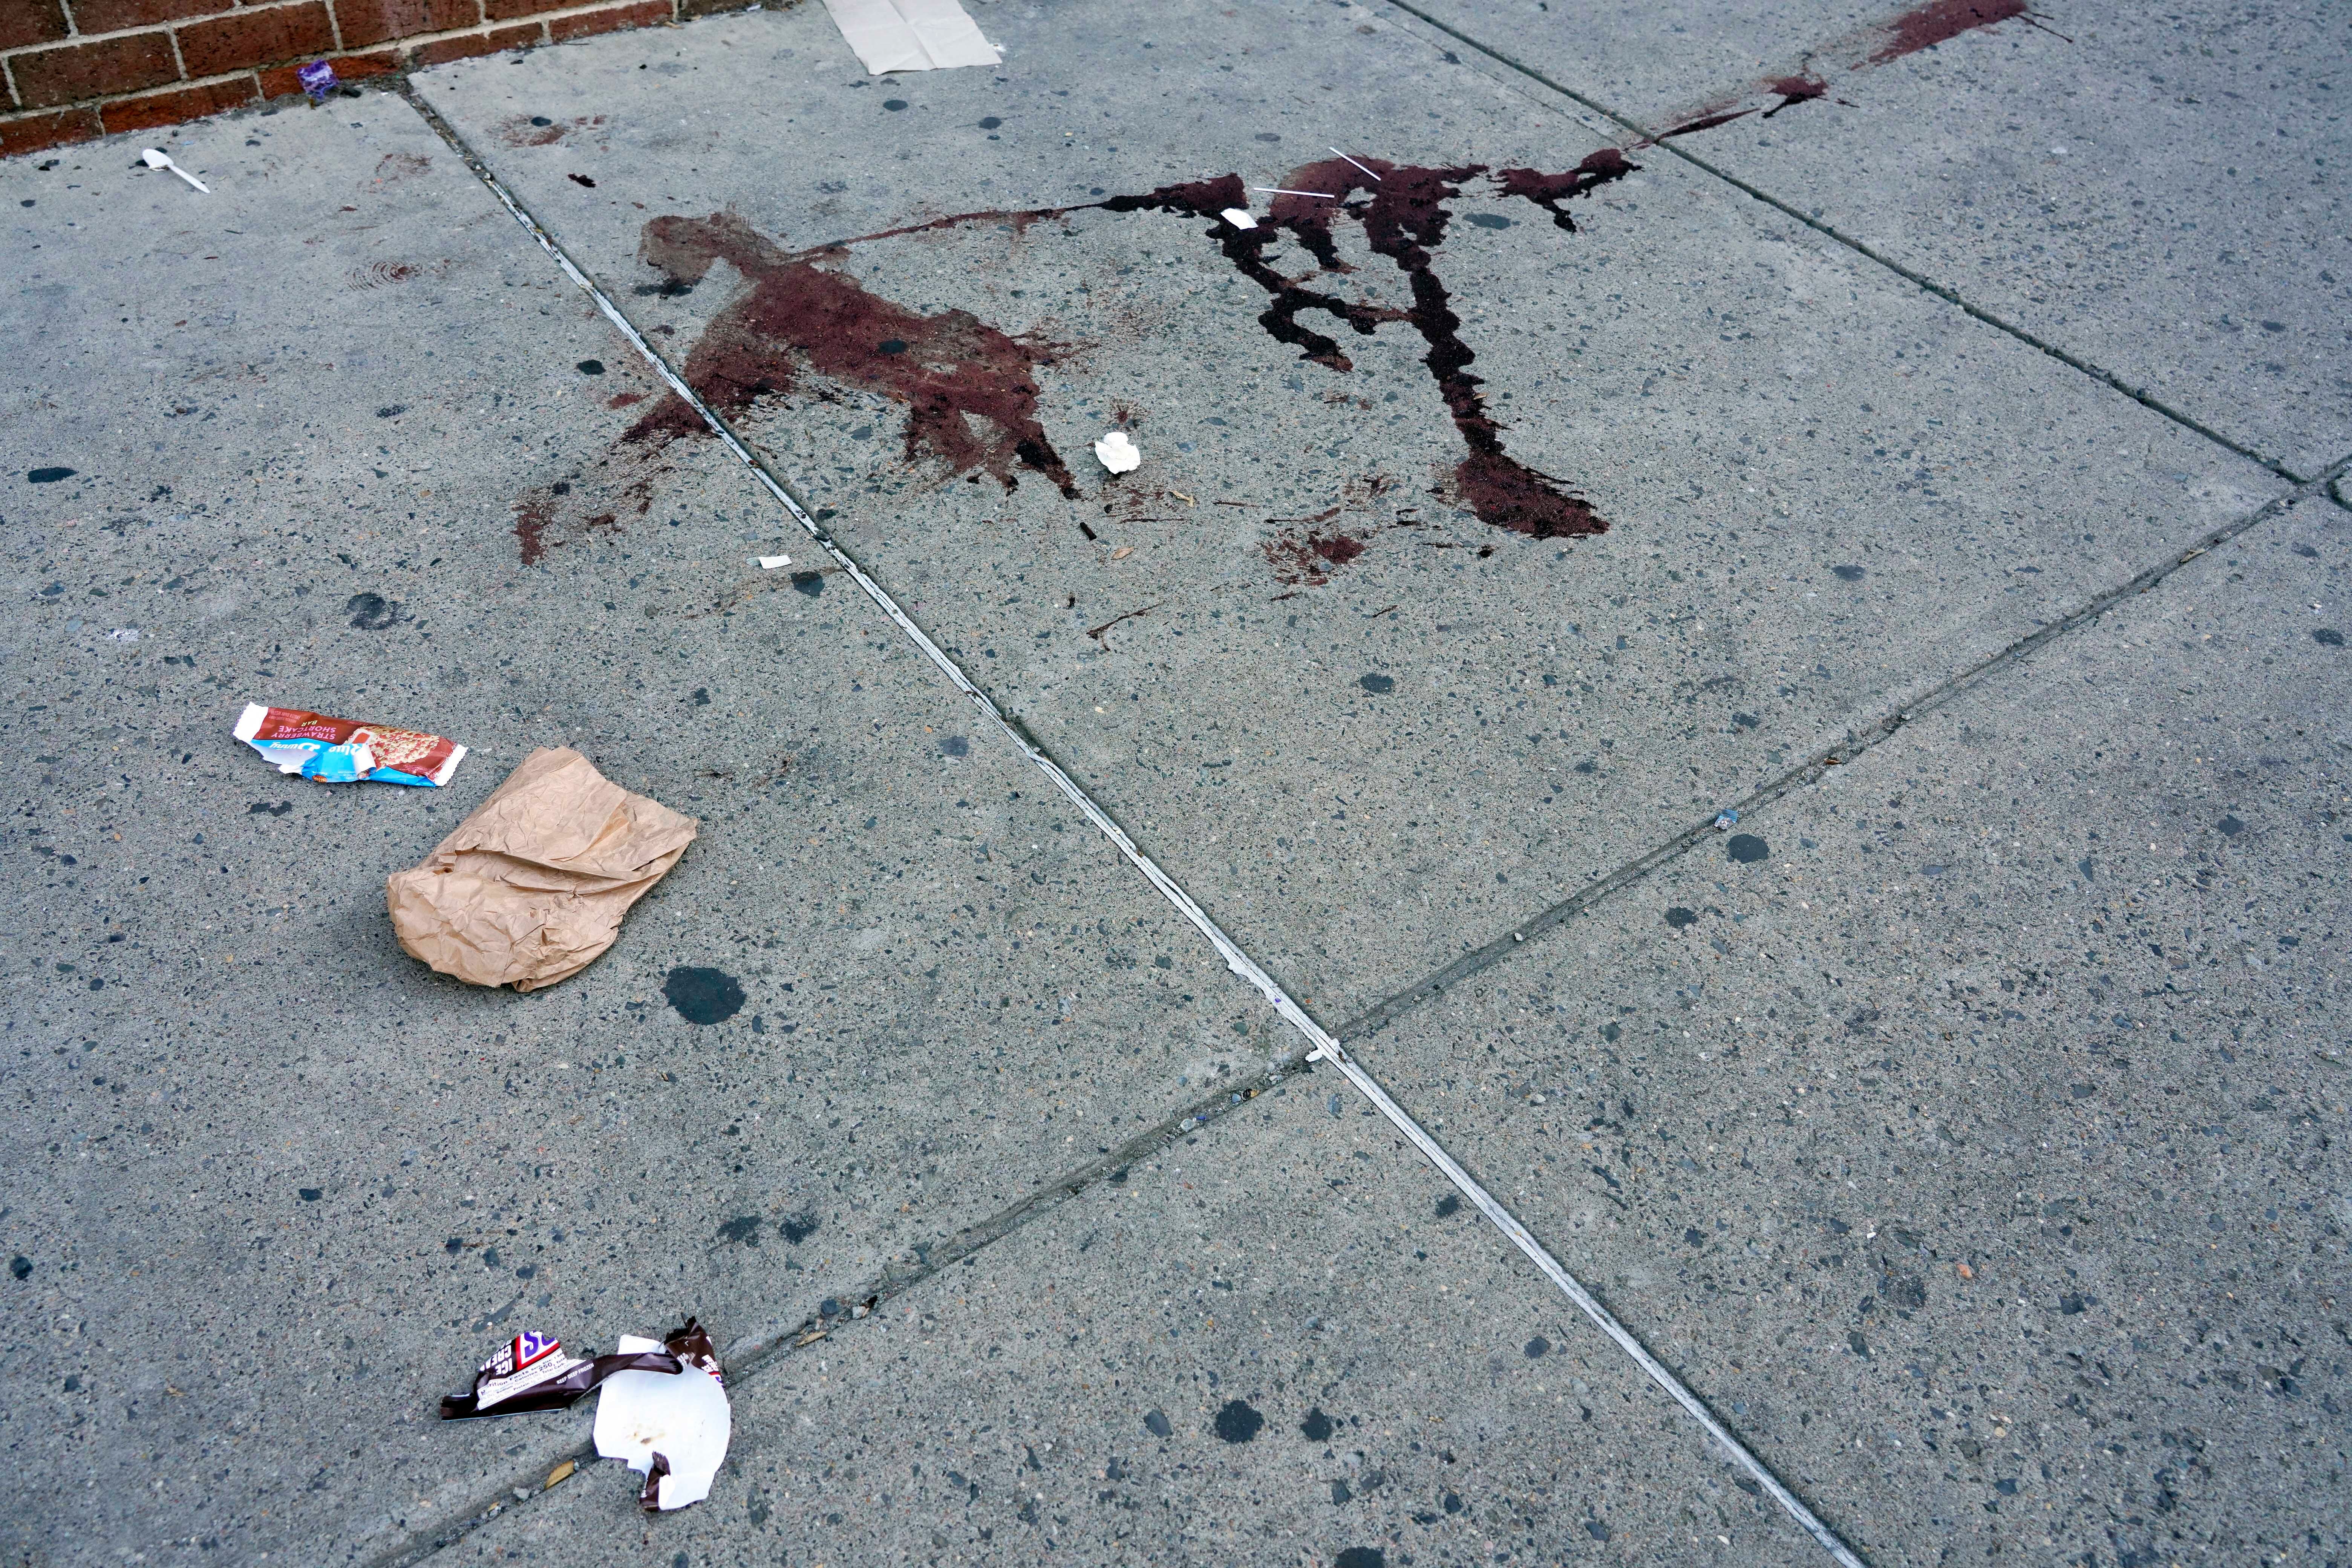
[1093,431,1140,475]
[1219,208,1257,230]
[821,0,1000,74]
[593,1334,732,1511]
[753,555,792,569]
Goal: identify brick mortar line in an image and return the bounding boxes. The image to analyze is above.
[2,0,345,62]
[0,0,674,71]
[0,0,672,125]
[0,69,256,125]
[1371,0,2310,486]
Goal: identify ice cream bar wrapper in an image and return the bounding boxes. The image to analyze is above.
[439,1330,681,1420]
[235,702,465,787]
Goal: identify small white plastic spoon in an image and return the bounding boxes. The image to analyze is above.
[139,148,209,194]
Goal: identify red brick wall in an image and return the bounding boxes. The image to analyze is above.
[0,0,750,158]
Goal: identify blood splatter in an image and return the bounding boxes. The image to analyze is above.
[1641,0,2030,145]
[1262,530,1368,586]
[625,212,1078,499]
[1493,150,1637,230]
[1868,0,2027,64]
[1761,74,1828,115]
[1098,153,1627,539]
[1657,109,1757,141]
[369,152,429,184]
[517,150,1634,562]
[512,472,632,566]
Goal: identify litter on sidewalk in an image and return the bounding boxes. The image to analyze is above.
[1094,430,1141,474]
[387,747,697,991]
[236,702,467,786]
[439,1321,732,1512]
[821,0,1001,74]
[297,60,338,101]
[439,1331,681,1420]
[139,149,208,193]
[753,554,793,569]
[593,1319,732,1511]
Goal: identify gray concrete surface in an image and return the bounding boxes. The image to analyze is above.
[453,1083,1825,1567]
[1,0,2346,1564]
[0,96,1286,1567]
[411,0,2284,1017]
[1395,0,2352,476]
[1343,494,2352,1565]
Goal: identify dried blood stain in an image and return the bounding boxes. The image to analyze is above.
[1103,151,1631,539]
[1263,530,1369,587]
[1870,0,2027,64]
[1645,0,2027,142]
[513,153,1634,561]
[626,212,1078,498]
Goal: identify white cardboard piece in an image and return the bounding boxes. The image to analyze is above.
[820,0,1001,74]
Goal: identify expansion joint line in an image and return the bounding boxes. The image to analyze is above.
[1373,0,2303,484]
[395,79,1871,1568]
[1334,456,2352,1044]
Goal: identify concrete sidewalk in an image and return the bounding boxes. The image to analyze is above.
[2,1,2344,1565]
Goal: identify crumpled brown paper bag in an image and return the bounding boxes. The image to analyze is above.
[388,747,698,992]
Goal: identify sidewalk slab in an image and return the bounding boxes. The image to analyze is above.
[1396,0,2352,474]
[1326,493,2352,1565]
[443,1080,1827,1567]
[412,0,2284,1026]
[0,104,1274,1567]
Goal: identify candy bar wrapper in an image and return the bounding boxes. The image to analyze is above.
[662,1318,724,1385]
[235,702,466,787]
[439,1331,681,1420]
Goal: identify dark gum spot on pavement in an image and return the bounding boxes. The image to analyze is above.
[663,965,745,1025]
